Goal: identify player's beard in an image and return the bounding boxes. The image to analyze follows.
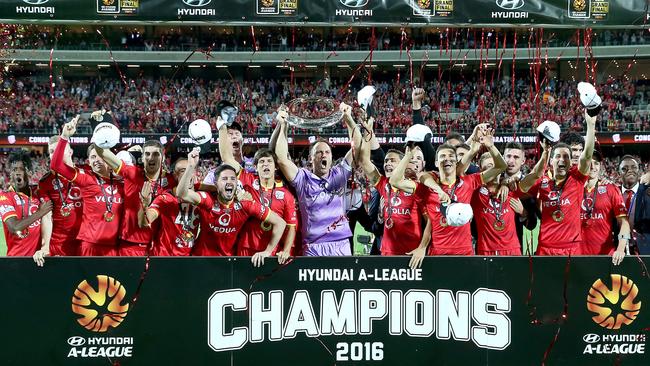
[145,158,161,177]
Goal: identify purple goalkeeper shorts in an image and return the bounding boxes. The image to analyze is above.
[302,239,352,256]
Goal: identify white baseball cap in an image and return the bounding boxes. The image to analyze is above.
[188,119,213,145]
[577,82,602,109]
[357,85,376,111]
[536,120,561,143]
[91,122,120,149]
[446,203,474,227]
[405,124,433,143]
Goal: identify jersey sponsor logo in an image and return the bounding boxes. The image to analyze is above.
[390,196,402,207]
[580,212,604,220]
[218,213,231,226]
[69,186,82,200]
[209,223,236,234]
[542,198,570,208]
[71,275,129,332]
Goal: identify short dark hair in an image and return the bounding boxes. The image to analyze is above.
[214,164,237,180]
[436,143,457,158]
[445,132,465,144]
[171,157,187,173]
[143,140,163,152]
[385,149,405,160]
[592,150,604,162]
[8,150,32,172]
[228,122,243,133]
[254,148,277,165]
[620,155,639,165]
[551,142,571,157]
[456,143,471,152]
[561,132,585,148]
[504,141,524,152]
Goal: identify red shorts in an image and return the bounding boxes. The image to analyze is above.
[50,239,81,256]
[428,246,474,256]
[237,247,258,256]
[477,248,522,256]
[536,246,579,256]
[118,239,149,256]
[79,241,118,256]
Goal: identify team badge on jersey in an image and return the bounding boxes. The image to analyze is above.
[541,178,549,189]
[479,186,489,195]
[274,191,285,200]
[597,186,607,194]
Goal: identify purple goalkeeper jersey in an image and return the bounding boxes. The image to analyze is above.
[291,160,353,245]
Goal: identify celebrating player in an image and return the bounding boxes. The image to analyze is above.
[217,115,297,263]
[94,139,175,256]
[274,103,360,256]
[176,148,287,266]
[51,116,124,256]
[139,158,199,256]
[580,151,629,264]
[0,150,52,257]
[518,111,596,255]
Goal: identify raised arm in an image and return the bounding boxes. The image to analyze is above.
[340,102,362,166]
[218,117,242,173]
[519,141,550,193]
[274,110,299,182]
[176,148,202,205]
[359,117,381,186]
[51,117,80,181]
[389,147,418,193]
[94,146,122,172]
[5,201,52,235]
[579,111,597,175]
[479,133,507,184]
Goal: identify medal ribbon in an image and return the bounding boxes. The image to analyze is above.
[582,182,598,217]
[55,173,73,207]
[97,174,115,214]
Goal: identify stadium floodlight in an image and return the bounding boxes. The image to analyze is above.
[215,65,228,68]
[454,63,467,67]
[305,65,317,68]
[127,64,140,68]
[35,63,48,67]
[159,65,172,68]
[97,64,110,68]
[392,64,405,68]
[426,64,439,67]
[248,65,260,68]
[68,64,82,67]
[336,64,350,68]
[188,65,201,68]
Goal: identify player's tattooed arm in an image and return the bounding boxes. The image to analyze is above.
[274,109,299,182]
[340,102,361,166]
[218,116,242,173]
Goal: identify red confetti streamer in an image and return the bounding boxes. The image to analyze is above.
[367,27,376,83]
[96,29,129,89]
[250,25,258,55]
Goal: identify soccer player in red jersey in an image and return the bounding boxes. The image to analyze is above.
[217,116,297,262]
[51,117,124,256]
[399,130,506,256]
[0,150,52,257]
[471,152,522,256]
[35,136,84,262]
[519,111,596,256]
[580,151,629,264]
[139,158,199,256]
[176,148,287,266]
[95,140,175,256]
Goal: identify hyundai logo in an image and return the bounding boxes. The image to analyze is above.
[183,0,211,7]
[22,0,49,4]
[67,336,86,346]
[340,0,369,8]
[582,334,600,344]
[496,0,524,10]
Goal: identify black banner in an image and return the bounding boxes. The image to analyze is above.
[1,131,649,147]
[0,0,647,27]
[1,257,648,365]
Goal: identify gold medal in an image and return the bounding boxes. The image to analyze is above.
[551,209,564,222]
[16,228,29,239]
[181,230,194,243]
[104,211,115,222]
[260,220,272,231]
[493,219,506,231]
[385,217,394,229]
[60,204,72,217]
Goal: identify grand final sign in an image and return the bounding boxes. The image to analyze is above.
[0,257,647,365]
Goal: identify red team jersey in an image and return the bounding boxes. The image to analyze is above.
[471,186,521,255]
[417,173,483,255]
[0,188,42,256]
[237,172,298,256]
[376,176,422,255]
[71,169,125,251]
[115,161,176,245]
[527,166,589,255]
[580,183,628,255]
[37,172,84,256]
[194,191,270,256]
[149,191,200,256]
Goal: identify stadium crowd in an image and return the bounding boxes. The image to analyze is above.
[2,84,650,266]
[11,27,650,52]
[1,76,649,135]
